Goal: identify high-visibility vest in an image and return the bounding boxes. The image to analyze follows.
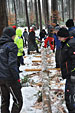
[14,28,23,56]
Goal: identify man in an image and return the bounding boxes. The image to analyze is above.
[57,27,75,113]
[66,19,75,38]
[53,26,61,68]
[0,27,23,113]
[23,28,28,47]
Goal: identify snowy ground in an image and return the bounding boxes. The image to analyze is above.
[0,48,68,113]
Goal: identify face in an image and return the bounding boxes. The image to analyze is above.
[58,37,66,41]
[12,35,15,40]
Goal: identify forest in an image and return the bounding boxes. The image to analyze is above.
[0,0,75,36]
[0,0,75,113]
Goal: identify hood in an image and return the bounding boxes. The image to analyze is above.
[0,35,13,45]
[16,28,22,37]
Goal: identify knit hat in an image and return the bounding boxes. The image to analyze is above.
[3,27,16,37]
[57,28,69,38]
[12,25,16,30]
[66,19,74,28]
[54,26,60,31]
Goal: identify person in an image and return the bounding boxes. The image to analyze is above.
[14,28,25,72]
[66,19,75,38]
[53,26,61,68]
[0,27,23,113]
[23,28,28,47]
[44,26,55,53]
[39,29,46,41]
[57,27,75,113]
[28,28,39,54]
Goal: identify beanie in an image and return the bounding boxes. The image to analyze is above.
[57,28,69,38]
[3,27,16,37]
[54,26,60,31]
[66,19,74,28]
[12,25,16,30]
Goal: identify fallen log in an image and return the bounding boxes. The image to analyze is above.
[32,60,53,63]
[25,68,60,71]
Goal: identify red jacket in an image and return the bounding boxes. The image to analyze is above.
[44,36,55,50]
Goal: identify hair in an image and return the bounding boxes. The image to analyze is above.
[66,19,74,28]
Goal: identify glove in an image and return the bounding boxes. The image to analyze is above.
[23,51,25,56]
[17,79,21,83]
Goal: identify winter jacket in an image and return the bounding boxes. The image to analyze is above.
[60,38,75,80]
[28,31,38,51]
[23,31,28,41]
[53,34,61,49]
[44,36,55,50]
[39,30,46,40]
[0,35,19,81]
[14,28,23,56]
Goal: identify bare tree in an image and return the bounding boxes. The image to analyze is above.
[34,0,39,29]
[38,0,42,31]
[0,0,8,36]
[24,0,30,31]
[42,0,49,28]
[51,0,58,24]
[72,0,74,20]
[68,0,71,19]
[13,0,17,25]
[61,0,64,22]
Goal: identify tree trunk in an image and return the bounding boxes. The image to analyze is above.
[45,0,49,30]
[68,0,71,19]
[38,0,42,31]
[42,0,46,25]
[72,0,74,20]
[51,0,58,24]
[24,0,30,31]
[61,0,64,22]
[41,48,52,113]
[13,0,17,25]
[34,0,39,29]
[0,0,8,36]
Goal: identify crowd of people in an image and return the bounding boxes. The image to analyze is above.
[0,19,75,113]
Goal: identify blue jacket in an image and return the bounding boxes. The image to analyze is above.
[53,34,61,49]
[68,26,75,38]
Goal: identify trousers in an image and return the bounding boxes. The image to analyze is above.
[1,80,23,113]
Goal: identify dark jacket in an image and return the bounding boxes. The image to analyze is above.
[0,35,19,81]
[23,31,28,41]
[39,30,46,40]
[69,26,75,38]
[60,38,75,79]
[28,31,38,51]
[53,34,61,49]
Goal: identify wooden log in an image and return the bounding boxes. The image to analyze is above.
[33,55,41,58]
[41,48,52,113]
[25,68,42,71]
[32,60,53,63]
[25,68,60,71]
[32,60,42,62]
